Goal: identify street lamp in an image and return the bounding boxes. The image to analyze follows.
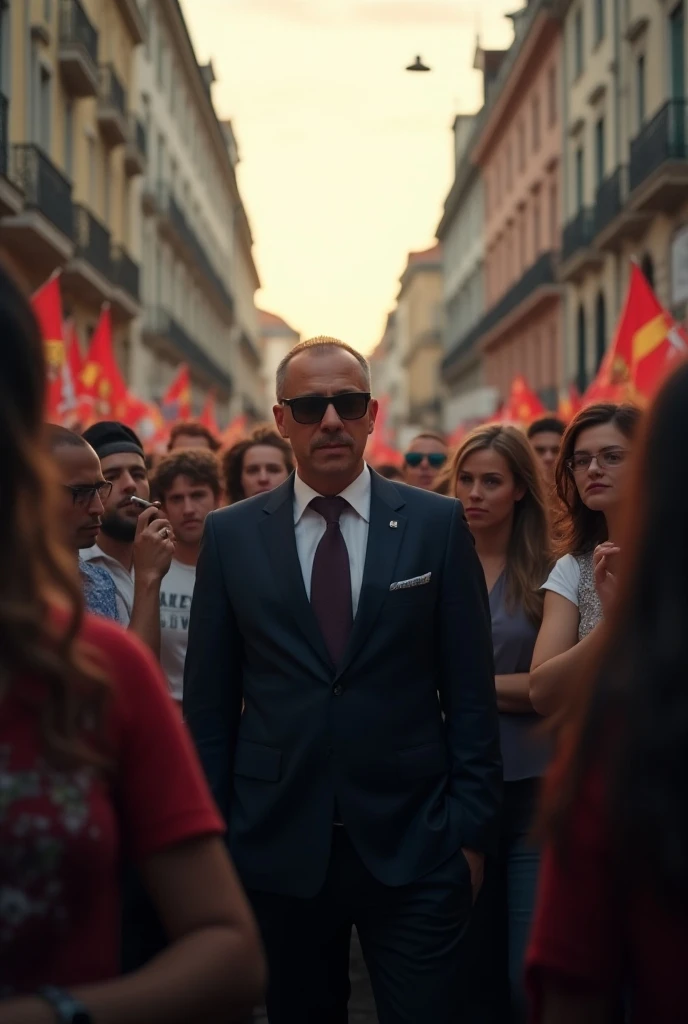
[406,55,431,72]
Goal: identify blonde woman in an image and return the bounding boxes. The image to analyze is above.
[451,424,552,1023]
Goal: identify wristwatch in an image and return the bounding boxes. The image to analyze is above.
[36,987,93,1024]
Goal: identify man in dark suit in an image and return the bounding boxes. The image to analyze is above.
[184,337,501,1024]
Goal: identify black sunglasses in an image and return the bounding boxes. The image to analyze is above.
[63,481,113,506]
[404,452,447,469]
[280,392,371,425]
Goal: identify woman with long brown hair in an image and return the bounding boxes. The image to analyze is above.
[529,404,640,716]
[449,424,552,1022]
[221,425,293,503]
[0,267,264,1022]
[526,362,688,1023]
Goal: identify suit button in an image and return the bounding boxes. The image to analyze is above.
[333,684,343,696]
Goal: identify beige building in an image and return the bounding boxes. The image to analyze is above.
[558,0,688,391]
[259,309,300,410]
[395,245,444,436]
[0,0,145,360]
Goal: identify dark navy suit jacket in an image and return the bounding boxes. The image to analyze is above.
[183,470,501,898]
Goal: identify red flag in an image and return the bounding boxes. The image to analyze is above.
[79,306,129,423]
[32,274,65,421]
[220,413,248,449]
[365,396,401,466]
[161,365,192,422]
[557,384,582,423]
[199,391,220,436]
[502,376,546,425]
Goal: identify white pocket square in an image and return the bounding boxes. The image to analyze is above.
[389,572,432,592]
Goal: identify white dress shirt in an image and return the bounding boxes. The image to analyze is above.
[293,464,371,616]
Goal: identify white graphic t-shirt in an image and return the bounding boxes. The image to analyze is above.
[159,559,196,702]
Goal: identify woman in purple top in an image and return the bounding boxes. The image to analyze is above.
[450,424,552,1023]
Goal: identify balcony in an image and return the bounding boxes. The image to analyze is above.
[559,208,603,282]
[593,166,651,250]
[114,0,146,44]
[157,184,234,318]
[629,100,688,212]
[442,252,561,374]
[0,93,23,217]
[124,115,146,176]
[143,306,233,394]
[97,63,128,147]
[59,0,99,97]
[110,244,140,319]
[62,204,112,303]
[2,145,74,273]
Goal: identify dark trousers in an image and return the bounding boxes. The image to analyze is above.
[248,827,473,1024]
[455,778,540,1024]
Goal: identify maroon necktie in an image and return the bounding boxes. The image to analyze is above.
[309,496,353,666]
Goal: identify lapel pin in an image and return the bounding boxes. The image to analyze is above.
[389,520,398,528]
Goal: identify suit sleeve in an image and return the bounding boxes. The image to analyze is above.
[438,499,502,856]
[183,512,243,823]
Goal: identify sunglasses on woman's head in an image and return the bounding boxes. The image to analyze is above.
[404,452,447,469]
[280,392,371,425]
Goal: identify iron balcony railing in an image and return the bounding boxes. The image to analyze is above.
[11,144,73,238]
[442,251,558,374]
[0,91,7,178]
[98,62,127,117]
[630,99,688,193]
[594,166,627,237]
[111,244,140,300]
[144,306,233,393]
[73,204,111,278]
[562,207,597,262]
[59,0,98,65]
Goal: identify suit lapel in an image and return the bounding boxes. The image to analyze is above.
[335,472,407,680]
[259,476,334,677]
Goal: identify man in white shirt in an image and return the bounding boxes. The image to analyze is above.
[153,450,222,704]
[81,421,174,656]
[184,337,500,1024]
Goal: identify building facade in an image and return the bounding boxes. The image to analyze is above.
[472,0,564,410]
[0,0,145,360]
[559,0,688,392]
[438,114,497,431]
[259,308,300,410]
[134,0,262,426]
[395,245,444,434]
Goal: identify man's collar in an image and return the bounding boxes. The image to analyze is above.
[293,464,371,524]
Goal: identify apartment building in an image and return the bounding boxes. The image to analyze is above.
[472,0,564,409]
[133,0,262,426]
[559,0,688,391]
[438,114,498,432]
[0,0,145,361]
[395,245,444,433]
[259,308,300,410]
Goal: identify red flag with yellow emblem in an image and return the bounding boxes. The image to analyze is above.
[502,375,546,425]
[32,274,65,421]
[198,390,220,436]
[79,306,129,423]
[161,365,192,422]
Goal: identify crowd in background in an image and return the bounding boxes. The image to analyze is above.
[2,254,688,1024]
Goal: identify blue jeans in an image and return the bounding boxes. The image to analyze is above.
[455,778,541,1024]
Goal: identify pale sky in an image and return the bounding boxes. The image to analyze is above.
[180,0,516,354]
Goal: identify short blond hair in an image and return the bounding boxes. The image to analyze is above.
[275,336,371,400]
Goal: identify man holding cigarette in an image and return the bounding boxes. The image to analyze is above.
[81,421,175,656]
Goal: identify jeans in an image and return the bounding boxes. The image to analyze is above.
[455,778,541,1024]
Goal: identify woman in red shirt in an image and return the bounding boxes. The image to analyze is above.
[0,270,265,1020]
[526,360,688,1022]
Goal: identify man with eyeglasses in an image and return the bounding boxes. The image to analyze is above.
[48,424,119,620]
[403,431,449,490]
[184,336,500,1024]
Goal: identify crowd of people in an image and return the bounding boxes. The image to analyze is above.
[2,258,688,1024]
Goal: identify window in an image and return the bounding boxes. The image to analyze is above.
[532,95,541,151]
[594,0,605,44]
[518,120,526,171]
[38,64,51,151]
[636,54,646,127]
[595,116,605,187]
[595,292,606,369]
[548,66,557,126]
[576,304,587,393]
[64,100,74,179]
[574,8,584,78]
[669,3,685,101]
[87,135,96,206]
[575,146,585,210]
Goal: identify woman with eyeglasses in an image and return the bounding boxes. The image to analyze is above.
[450,425,552,1023]
[526,363,688,1023]
[403,431,448,490]
[529,404,641,718]
[0,268,265,1023]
